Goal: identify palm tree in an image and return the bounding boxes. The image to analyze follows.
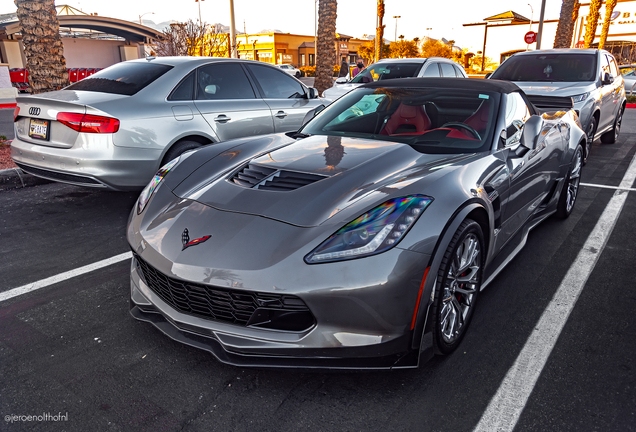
[376,0,385,61]
[314,0,337,95]
[584,0,603,48]
[598,0,619,49]
[15,0,70,94]
[554,0,577,48]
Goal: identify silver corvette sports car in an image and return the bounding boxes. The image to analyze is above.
[127,78,586,369]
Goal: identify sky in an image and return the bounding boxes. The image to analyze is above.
[0,0,564,52]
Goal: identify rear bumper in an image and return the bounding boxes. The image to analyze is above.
[11,137,161,191]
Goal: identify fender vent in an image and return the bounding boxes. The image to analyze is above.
[231,164,326,191]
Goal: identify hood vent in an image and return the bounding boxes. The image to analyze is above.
[231,163,327,191]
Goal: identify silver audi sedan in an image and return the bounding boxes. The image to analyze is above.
[11,57,324,190]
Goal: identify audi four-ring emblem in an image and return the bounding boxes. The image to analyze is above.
[28,107,41,116]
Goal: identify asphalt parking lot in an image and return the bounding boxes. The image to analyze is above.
[0,110,635,431]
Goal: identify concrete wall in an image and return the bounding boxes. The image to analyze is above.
[62,38,140,68]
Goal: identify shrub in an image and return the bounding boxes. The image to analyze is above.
[626,95,636,104]
[300,66,315,77]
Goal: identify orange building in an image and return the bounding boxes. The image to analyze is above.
[236,31,367,67]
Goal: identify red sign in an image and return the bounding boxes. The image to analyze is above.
[524,31,537,44]
[575,40,585,48]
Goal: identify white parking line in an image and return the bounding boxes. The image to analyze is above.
[0,252,132,303]
[581,182,636,192]
[474,152,636,432]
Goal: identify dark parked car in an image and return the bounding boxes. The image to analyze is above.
[128,78,585,369]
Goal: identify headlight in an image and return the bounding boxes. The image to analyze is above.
[137,157,180,215]
[571,92,589,103]
[305,195,433,263]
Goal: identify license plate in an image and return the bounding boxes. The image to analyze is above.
[29,118,49,140]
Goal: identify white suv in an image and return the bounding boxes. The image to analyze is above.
[490,49,626,163]
[275,64,301,78]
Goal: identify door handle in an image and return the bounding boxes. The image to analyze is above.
[275,111,288,119]
[214,115,231,123]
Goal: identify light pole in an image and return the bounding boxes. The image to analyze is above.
[138,11,154,25]
[393,15,401,42]
[229,0,237,58]
[195,0,204,24]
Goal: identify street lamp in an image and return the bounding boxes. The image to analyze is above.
[393,15,401,42]
[138,11,154,25]
[195,0,204,24]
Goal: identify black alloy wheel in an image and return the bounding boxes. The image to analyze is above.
[556,145,583,219]
[432,219,484,355]
[583,116,597,164]
[600,108,623,144]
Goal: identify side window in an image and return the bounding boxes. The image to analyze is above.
[503,93,531,147]
[168,71,195,101]
[609,56,619,77]
[196,63,256,100]
[600,54,611,78]
[440,63,456,77]
[247,64,306,99]
[421,64,440,77]
[453,65,466,77]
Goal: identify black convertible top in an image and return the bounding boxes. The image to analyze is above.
[361,77,522,94]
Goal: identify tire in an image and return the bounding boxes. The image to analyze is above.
[583,115,597,164]
[161,140,201,166]
[556,144,583,219]
[600,108,623,144]
[295,71,301,78]
[431,219,484,355]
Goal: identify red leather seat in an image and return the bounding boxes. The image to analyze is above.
[381,104,431,135]
[464,100,491,136]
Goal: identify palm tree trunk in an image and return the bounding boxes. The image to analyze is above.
[15,0,70,94]
[584,0,603,48]
[314,0,337,95]
[598,0,619,49]
[376,0,385,61]
[554,0,576,48]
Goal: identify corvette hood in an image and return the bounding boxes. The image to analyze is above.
[176,135,470,227]
[514,82,593,97]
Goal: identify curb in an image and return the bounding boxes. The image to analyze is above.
[0,167,51,191]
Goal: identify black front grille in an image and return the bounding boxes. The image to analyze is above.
[133,253,314,331]
[231,163,326,191]
[15,163,102,185]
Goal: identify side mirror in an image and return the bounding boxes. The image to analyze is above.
[485,73,492,79]
[602,72,614,85]
[300,104,325,126]
[335,77,349,84]
[307,87,319,99]
[519,115,544,152]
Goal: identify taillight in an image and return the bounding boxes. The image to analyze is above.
[13,106,20,122]
[56,112,120,134]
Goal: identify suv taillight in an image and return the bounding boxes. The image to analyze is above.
[13,106,20,122]
[56,112,120,134]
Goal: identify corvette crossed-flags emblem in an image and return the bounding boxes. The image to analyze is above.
[181,228,211,251]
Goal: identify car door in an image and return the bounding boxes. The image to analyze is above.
[245,63,321,133]
[598,54,615,132]
[499,93,564,243]
[193,62,274,141]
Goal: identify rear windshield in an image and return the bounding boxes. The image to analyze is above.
[66,62,173,96]
[350,62,422,83]
[491,53,597,82]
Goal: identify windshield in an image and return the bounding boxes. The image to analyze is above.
[301,87,499,154]
[350,62,422,83]
[66,62,173,96]
[491,53,597,82]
